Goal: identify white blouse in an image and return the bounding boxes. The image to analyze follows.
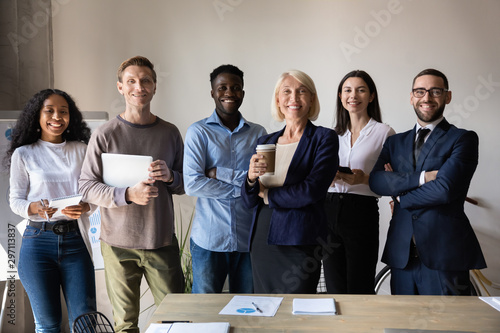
[328,118,395,197]
[9,139,87,221]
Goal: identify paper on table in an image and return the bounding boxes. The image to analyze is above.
[218,295,283,317]
[144,323,172,333]
[292,298,337,315]
[479,296,500,312]
[145,322,230,333]
[49,194,83,218]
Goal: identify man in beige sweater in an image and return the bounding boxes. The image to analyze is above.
[79,56,185,333]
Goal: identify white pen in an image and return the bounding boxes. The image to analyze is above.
[252,302,263,313]
[40,199,50,222]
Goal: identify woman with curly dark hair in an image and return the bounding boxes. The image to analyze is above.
[8,89,96,332]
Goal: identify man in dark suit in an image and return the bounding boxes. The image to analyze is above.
[369,69,486,295]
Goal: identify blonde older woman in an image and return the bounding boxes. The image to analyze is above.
[242,70,339,293]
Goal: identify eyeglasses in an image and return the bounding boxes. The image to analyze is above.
[412,88,448,98]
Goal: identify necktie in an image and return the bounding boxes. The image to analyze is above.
[414,128,430,163]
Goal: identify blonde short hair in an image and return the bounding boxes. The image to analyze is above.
[271,70,320,122]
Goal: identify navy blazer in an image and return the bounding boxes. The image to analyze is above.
[242,121,338,248]
[369,118,486,271]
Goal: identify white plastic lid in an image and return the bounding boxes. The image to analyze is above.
[256,144,276,151]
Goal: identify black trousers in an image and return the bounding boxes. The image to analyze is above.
[250,205,322,294]
[322,192,379,294]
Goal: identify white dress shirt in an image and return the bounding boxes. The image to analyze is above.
[416,117,444,185]
[328,118,395,197]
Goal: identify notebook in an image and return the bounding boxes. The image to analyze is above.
[49,194,83,218]
[101,153,153,187]
[292,298,337,315]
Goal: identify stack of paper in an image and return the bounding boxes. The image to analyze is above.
[292,298,337,315]
[145,322,230,333]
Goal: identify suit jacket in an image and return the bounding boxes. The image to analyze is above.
[242,121,338,248]
[369,118,486,271]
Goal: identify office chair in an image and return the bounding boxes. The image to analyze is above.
[73,311,115,333]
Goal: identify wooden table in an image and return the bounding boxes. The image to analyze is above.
[147,294,500,332]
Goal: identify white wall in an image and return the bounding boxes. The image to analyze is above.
[50,0,500,303]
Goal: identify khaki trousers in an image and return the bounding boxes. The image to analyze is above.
[101,237,184,333]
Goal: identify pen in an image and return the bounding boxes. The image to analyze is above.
[40,199,50,222]
[252,302,263,313]
[157,320,192,323]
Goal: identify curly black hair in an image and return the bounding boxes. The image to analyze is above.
[5,89,91,167]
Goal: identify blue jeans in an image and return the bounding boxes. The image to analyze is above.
[190,239,253,293]
[18,225,96,333]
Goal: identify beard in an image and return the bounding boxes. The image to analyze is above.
[413,102,445,124]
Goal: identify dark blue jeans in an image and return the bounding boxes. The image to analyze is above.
[18,225,96,333]
[191,238,253,293]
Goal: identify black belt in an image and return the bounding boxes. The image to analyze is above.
[326,192,378,202]
[28,220,78,235]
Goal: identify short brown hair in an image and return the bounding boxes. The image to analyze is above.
[117,56,157,83]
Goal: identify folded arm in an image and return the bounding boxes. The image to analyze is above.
[370,131,478,209]
[183,127,246,199]
[399,131,478,209]
[267,130,339,209]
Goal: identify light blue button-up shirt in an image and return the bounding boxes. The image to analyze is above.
[184,111,267,252]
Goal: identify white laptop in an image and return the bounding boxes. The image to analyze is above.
[101,153,153,187]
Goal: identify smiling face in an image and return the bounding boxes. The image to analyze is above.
[117,65,156,109]
[39,94,70,143]
[276,75,314,122]
[339,77,374,117]
[411,74,451,125]
[211,73,244,118]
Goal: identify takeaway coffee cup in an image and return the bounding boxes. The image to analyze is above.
[256,144,276,175]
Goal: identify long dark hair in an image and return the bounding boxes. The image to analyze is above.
[334,70,382,136]
[5,89,91,166]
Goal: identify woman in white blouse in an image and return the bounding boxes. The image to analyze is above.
[323,70,395,294]
[7,89,96,332]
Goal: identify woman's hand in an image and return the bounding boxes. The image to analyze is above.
[337,169,368,185]
[330,171,342,186]
[61,202,90,220]
[248,153,267,183]
[30,199,57,219]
